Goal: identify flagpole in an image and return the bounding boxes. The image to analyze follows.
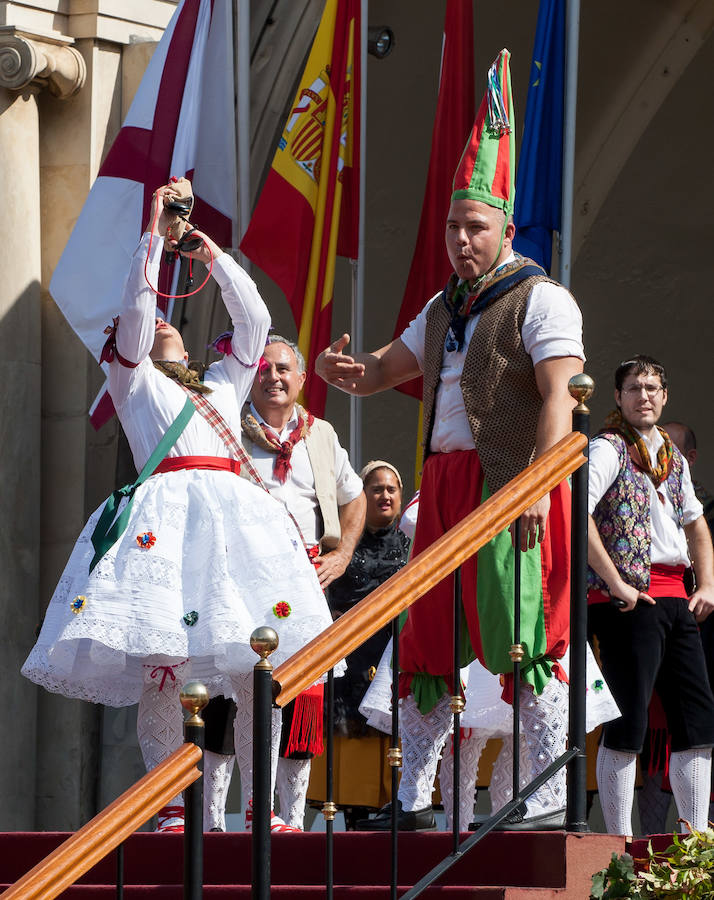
[235,0,251,266]
[349,0,367,470]
[559,0,580,289]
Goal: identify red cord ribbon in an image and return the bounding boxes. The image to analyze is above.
[150,665,176,692]
[100,317,139,368]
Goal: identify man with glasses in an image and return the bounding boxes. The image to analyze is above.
[587,355,714,837]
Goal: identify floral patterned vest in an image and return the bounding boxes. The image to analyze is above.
[588,431,685,592]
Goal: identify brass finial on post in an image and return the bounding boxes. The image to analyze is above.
[322,801,338,822]
[180,680,209,727]
[509,643,525,663]
[568,373,595,413]
[250,625,279,670]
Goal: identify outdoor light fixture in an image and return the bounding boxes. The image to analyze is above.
[367,26,394,59]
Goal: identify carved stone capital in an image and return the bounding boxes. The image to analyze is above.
[0,32,86,98]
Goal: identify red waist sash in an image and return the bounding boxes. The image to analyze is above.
[153,455,241,476]
[588,563,688,604]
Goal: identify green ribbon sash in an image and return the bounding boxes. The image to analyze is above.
[88,396,195,572]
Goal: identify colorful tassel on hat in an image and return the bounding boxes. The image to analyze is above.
[452,49,515,215]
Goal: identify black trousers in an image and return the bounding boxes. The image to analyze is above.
[588,596,714,754]
[202,695,311,759]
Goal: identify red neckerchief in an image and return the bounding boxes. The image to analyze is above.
[241,403,314,485]
[260,414,312,484]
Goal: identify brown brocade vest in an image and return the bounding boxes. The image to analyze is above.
[422,273,563,494]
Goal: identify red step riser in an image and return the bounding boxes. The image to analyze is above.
[0,831,626,898]
[2,887,508,899]
[0,833,569,888]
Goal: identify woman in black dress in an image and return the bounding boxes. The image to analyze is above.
[309,461,410,829]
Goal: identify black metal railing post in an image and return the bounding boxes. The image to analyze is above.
[322,668,336,900]
[511,519,523,807]
[566,373,594,832]
[180,680,209,900]
[389,617,401,900]
[115,843,124,900]
[250,627,279,900]
[451,567,464,848]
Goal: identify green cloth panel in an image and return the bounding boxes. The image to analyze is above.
[475,479,550,693]
[89,395,196,572]
[408,478,553,714]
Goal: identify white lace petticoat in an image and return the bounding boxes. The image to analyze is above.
[22,468,334,706]
[359,639,620,736]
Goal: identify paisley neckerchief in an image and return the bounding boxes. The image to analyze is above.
[153,360,212,395]
[442,254,546,352]
[602,408,674,489]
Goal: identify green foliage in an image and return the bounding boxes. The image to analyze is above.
[590,826,714,899]
[591,852,638,899]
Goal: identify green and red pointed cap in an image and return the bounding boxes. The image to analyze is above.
[452,48,515,215]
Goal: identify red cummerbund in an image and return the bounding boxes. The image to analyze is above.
[588,563,688,605]
[153,455,241,476]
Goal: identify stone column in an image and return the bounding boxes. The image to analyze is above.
[0,27,86,830]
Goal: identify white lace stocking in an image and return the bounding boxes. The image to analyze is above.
[596,745,637,836]
[638,771,672,836]
[276,757,311,830]
[137,663,185,808]
[270,708,281,803]
[489,732,531,813]
[203,750,235,831]
[439,730,485,831]
[231,672,281,812]
[669,748,712,832]
[519,678,568,817]
[398,693,453,812]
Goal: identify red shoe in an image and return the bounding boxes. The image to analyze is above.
[244,803,301,833]
[270,813,302,833]
[156,805,185,833]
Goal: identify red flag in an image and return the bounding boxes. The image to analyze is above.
[240,0,360,416]
[49,0,237,428]
[393,0,474,399]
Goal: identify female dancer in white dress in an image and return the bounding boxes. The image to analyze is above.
[22,186,335,831]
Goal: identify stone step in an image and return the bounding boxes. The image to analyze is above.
[0,830,626,898]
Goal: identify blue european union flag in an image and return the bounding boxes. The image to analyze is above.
[513,0,565,273]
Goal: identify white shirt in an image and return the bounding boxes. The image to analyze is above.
[399,491,420,541]
[588,429,703,566]
[109,234,270,471]
[399,254,585,453]
[247,403,364,546]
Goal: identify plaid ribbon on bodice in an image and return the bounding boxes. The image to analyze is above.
[177,383,310,553]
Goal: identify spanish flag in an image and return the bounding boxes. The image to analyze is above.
[241,0,360,415]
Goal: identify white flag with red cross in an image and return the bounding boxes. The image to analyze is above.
[50,0,236,428]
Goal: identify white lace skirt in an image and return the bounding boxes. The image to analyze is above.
[360,640,620,736]
[22,468,333,706]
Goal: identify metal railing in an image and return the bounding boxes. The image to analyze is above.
[251,374,594,899]
[4,682,209,900]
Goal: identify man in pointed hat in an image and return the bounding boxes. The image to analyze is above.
[316,49,584,830]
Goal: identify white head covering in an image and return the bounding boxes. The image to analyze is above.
[359,460,403,490]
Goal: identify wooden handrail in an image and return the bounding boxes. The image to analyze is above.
[3,743,202,900]
[273,431,587,706]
